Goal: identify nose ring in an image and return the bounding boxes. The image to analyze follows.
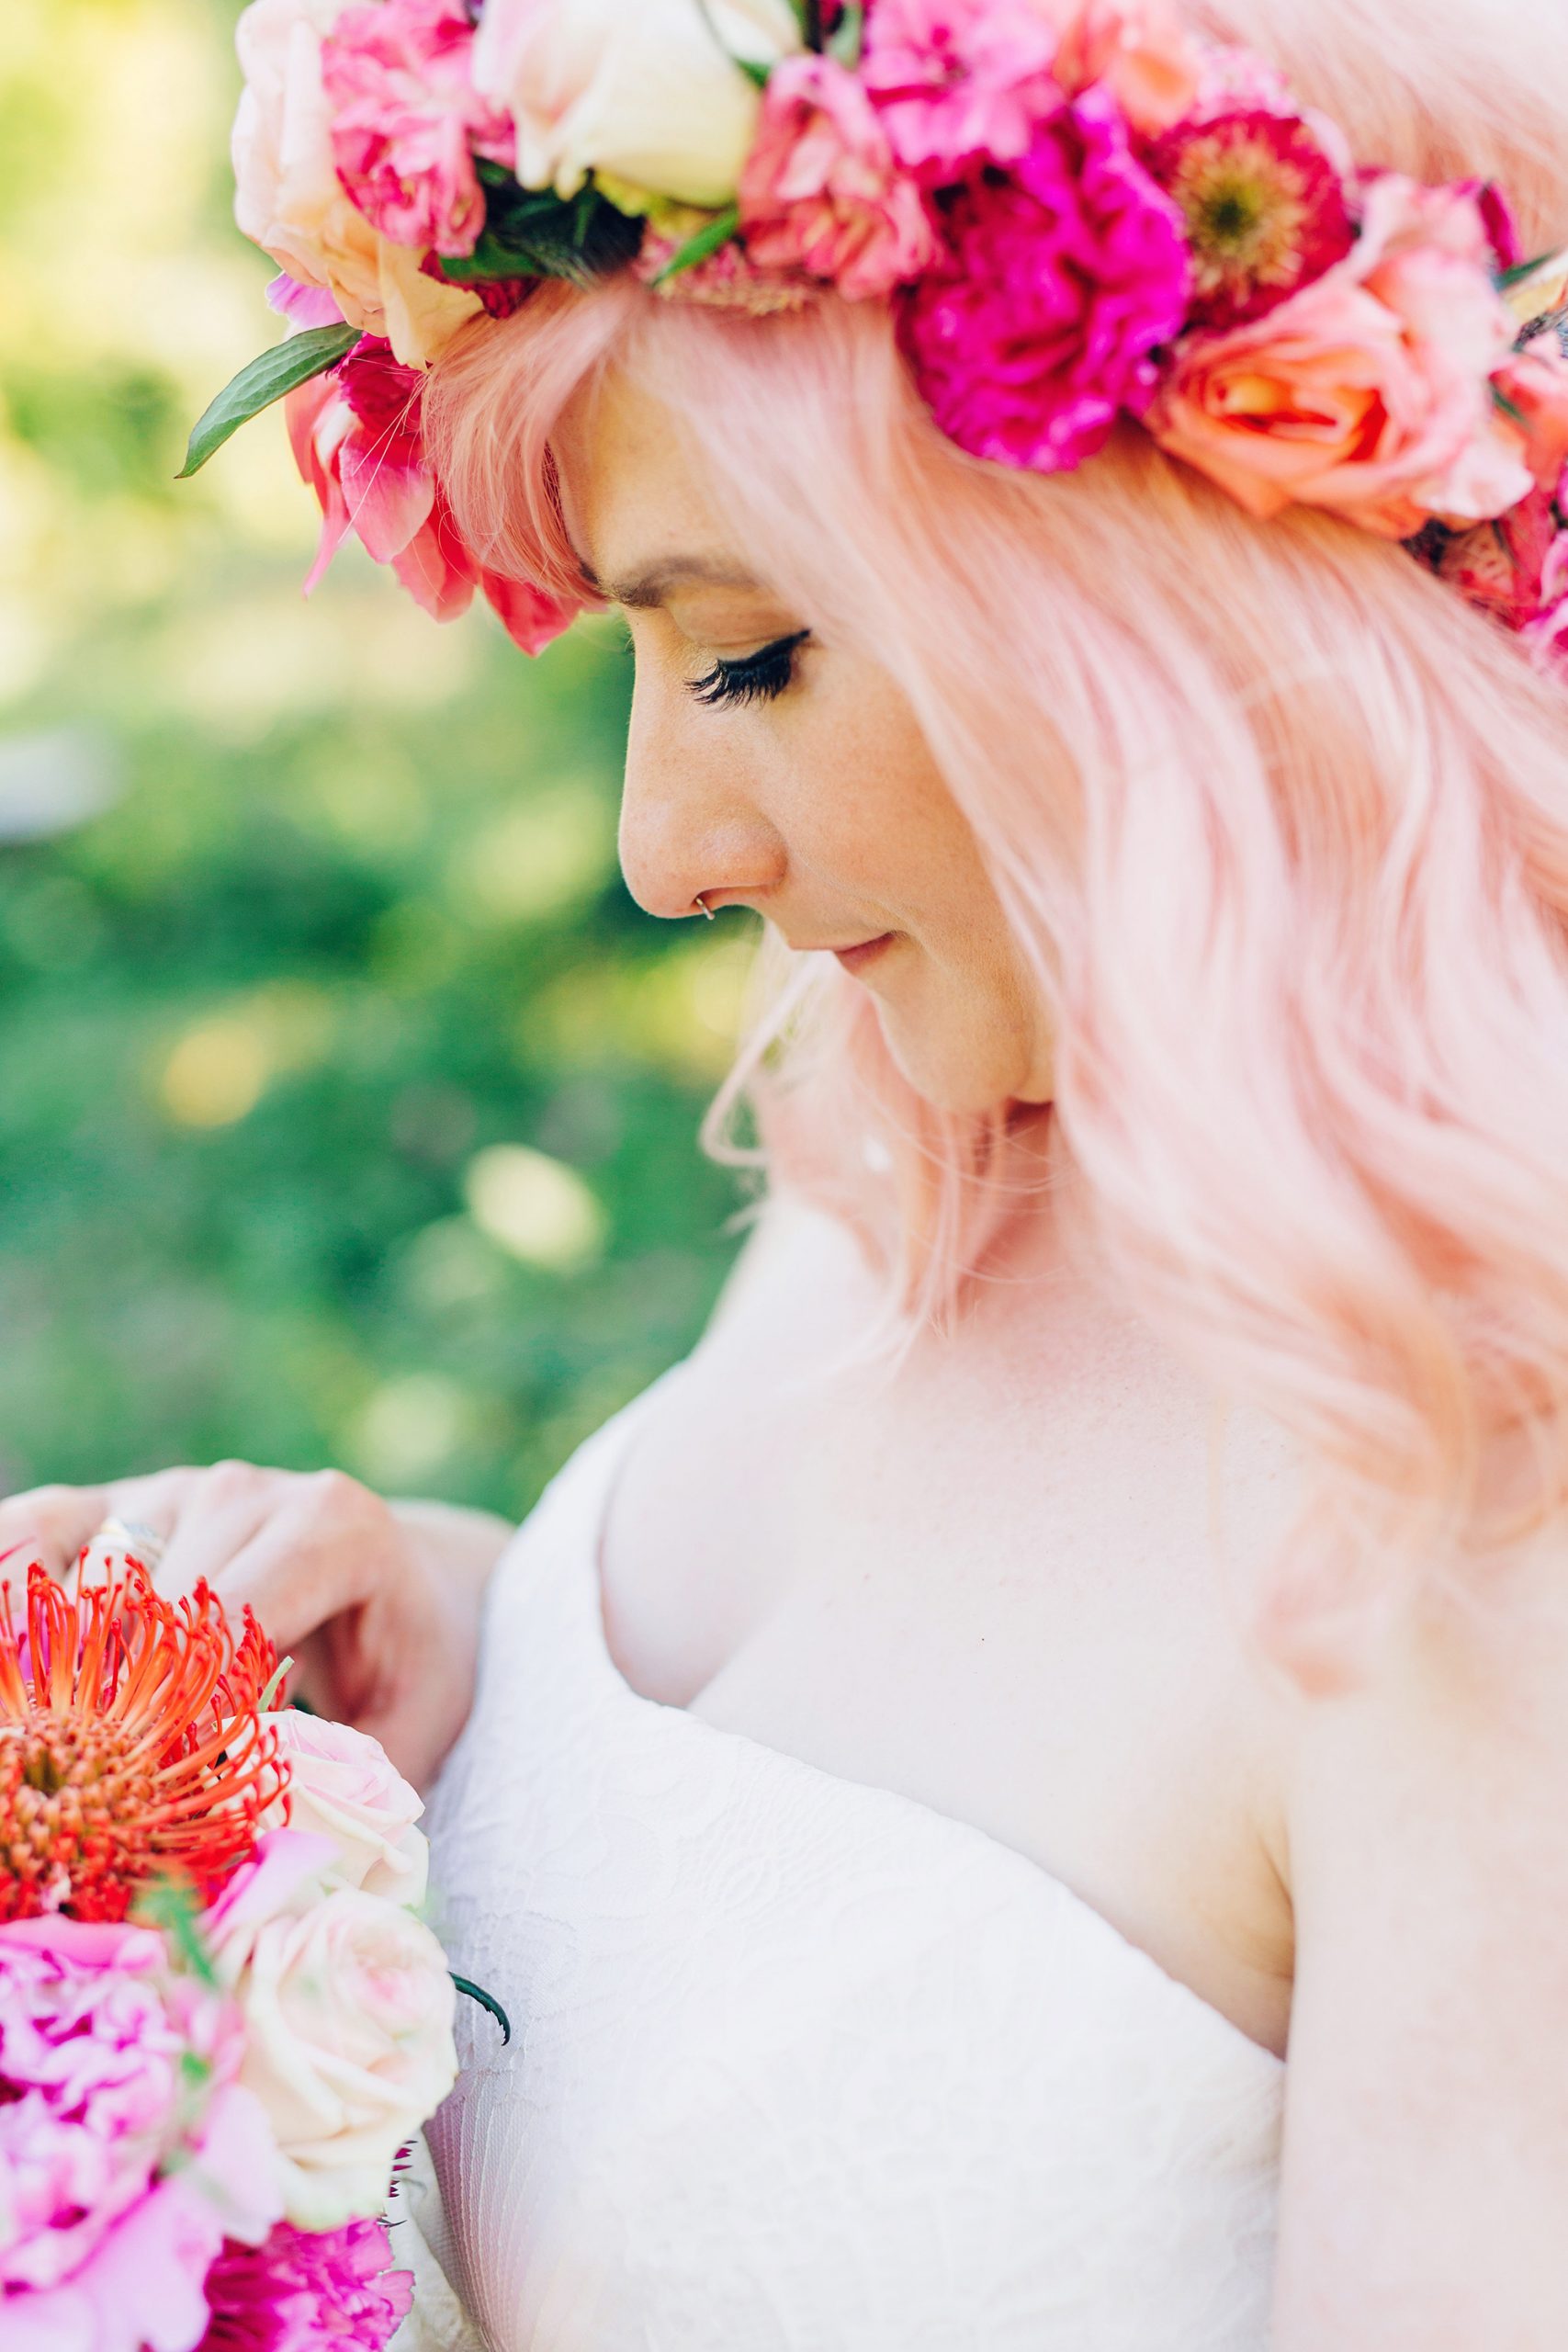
[693,892,716,921]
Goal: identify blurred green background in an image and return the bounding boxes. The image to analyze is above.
[0,0,751,1518]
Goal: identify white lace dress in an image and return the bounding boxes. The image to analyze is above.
[401,1379,1286,2351]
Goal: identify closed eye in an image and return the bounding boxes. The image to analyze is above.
[686,630,810,708]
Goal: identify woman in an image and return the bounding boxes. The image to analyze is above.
[9,0,1568,2341]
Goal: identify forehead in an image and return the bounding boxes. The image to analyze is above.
[554,365,740,590]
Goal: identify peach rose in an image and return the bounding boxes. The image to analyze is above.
[261,1713,430,1907]
[1149,172,1533,538]
[206,1829,457,2230]
[232,0,482,366]
[1050,0,1201,138]
[470,0,802,210]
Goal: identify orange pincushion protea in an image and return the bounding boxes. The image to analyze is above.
[0,1552,289,1923]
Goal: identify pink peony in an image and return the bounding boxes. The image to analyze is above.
[1147,171,1533,537]
[1148,109,1353,331]
[860,0,1062,184]
[321,0,513,258]
[232,0,482,367]
[196,2217,412,2352]
[897,86,1191,471]
[286,337,578,653]
[739,52,935,300]
[0,1917,280,2352]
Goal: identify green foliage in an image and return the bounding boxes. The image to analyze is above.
[180,324,362,479]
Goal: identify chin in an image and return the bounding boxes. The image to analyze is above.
[878,1010,1032,1118]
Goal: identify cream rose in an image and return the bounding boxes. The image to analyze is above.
[208,1831,457,2229]
[232,0,482,366]
[261,1713,430,1908]
[471,0,803,210]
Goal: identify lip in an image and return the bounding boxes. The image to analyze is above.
[830,933,896,976]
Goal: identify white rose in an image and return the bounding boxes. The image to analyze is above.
[208,1835,458,2229]
[471,0,803,210]
[231,0,481,366]
[261,1712,430,1908]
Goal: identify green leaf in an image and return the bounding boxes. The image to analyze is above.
[1493,381,1531,429]
[451,1972,512,2045]
[178,322,360,480]
[1496,251,1560,290]
[827,1,864,66]
[649,204,741,288]
[439,182,644,288]
[134,1875,219,1987]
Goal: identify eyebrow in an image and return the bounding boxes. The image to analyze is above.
[578,555,767,608]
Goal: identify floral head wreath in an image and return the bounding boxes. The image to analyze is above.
[189,0,1568,674]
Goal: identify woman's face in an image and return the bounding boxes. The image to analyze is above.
[554,369,1054,1114]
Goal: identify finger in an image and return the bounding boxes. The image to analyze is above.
[211,1472,388,1651]
[152,1462,284,1601]
[0,1486,111,1581]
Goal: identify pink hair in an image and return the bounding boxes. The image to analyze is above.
[423,0,1568,1683]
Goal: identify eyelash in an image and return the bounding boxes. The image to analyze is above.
[686,630,811,708]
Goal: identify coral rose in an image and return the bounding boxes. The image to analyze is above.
[321,0,515,258]
[471,0,801,211]
[232,0,482,366]
[897,87,1191,472]
[1148,171,1533,537]
[260,1711,430,1908]
[740,53,935,300]
[205,1831,457,2231]
[1048,0,1201,138]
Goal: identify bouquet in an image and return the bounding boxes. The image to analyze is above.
[0,1539,474,2352]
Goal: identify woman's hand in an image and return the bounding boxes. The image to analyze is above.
[0,1463,514,1789]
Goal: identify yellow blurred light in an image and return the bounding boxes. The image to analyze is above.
[159,1014,271,1128]
[449,784,615,924]
[464,1144,606,1272]
[345,1374,472,1488]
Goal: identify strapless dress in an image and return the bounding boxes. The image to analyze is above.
[405,1373,1285,2350]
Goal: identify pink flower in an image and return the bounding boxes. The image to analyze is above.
[1148,110,1353,331]
[321,0,513,258]
[285,337,578,653]
[266,272,345,327]
[739,53,935,300]
[232,0,483,367]
[1147,172,1533,537]
[0,1917,280,2352]
[257,1713,428,1907]
[1493,332,1568,493]
[1427,481,1562,628]
[1048,0,1201,138]
[897,86,1191,472]
[1522,529,1568,681]
[860,0,1062,184]
[196,2217,412,2352]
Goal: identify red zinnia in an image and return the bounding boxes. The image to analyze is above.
[0,1555,288,1924]
[1150,108,1354,332]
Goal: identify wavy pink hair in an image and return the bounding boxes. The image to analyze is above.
[424,0,1568,1681]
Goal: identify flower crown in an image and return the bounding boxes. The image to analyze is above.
[189,0,1568,674]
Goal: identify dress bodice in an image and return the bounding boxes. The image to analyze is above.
[419,1376,1285,2351]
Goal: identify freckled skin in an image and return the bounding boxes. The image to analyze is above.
[553,368,1056,1115]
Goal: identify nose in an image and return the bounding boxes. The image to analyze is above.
[617,672,787,920]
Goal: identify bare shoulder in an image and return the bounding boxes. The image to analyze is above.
[1274,1544,1568,2346]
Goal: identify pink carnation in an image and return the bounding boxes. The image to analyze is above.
[321,0,513,258]
[897,86,1191,471]
[196,2218,412,2352]
[739,53,935,300]
[286,337,577,653]
[1148,171,1532,537]
[0,1917,279,2352]
[860,0,1062,184]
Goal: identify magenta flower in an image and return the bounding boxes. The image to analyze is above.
[897,88,1191,471]
[739,53,935,300]
[195,2218,412,2352]
[321,0,514,259]
[860,0,1062,185]
[0,1917,280,2352]
[1147,109,1353,331]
